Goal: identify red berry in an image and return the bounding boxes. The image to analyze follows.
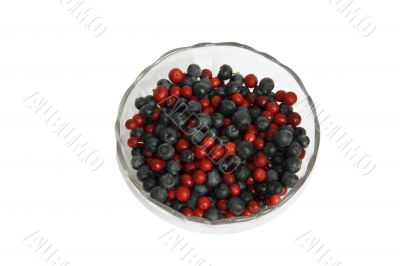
[262,111,273,121]
[210,77,221,88]
[217,199,228,211]
[284,91,297,106]
[182,207,193,216]
[246,92,256,104]
[254,168,267,182]
[201,136,215,148]
[200,98,210,108]
[167,190,176,200]
[230,183,241,197]
[202,106,214,115]
[184,162,196,173]
[274,113,287,126]
[248,200,260,213]
[224,142,236,154]
[266,194,281,206]
[253,138,265,150]
[244,74,258,88]
[246,176,255,185]
[132,114,144,126]
[256,95,268,108]
[275,90,286,102]
[175,139,189,152]
[181,86,192,98]
[181,174,194,188]
[209,144,225,160]
[150,159,165,172]
[231,93,244,105]
[197,196,211,210]
[287,112,301,127]
[145,124,154,133]
[150,107,161,121]
[193,208,204,217]
[153,86,169,102]
[223,173,236,185]
[253,152,268,168]
[127,136,139,148]
[266,102,279,114]
[281,186,288,196]
[194,146,207,159]
[299,149,306,159]
[193,170,207,185]
[169,68,185,83]
[199,158,213,172]
[125,119,137,130]
[243,132,256,142]
[170,86,181,97]
[242,209,252,216]
[176,186,191,202]
[224,212,235,218]
[211,95,222,107]
[223,118,232,127]
[200,69,212,79]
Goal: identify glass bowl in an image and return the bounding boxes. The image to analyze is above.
[115,42,320,233]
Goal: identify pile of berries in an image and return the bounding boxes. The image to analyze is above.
[125,63,310,221]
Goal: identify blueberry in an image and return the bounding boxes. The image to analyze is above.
[274,129,293,147]
[139,103,153,118]
[295,135,310,148]
[215,183,230,199]
[267,92,275,102]
[287,142,302,157]
[218,99,236,116]
[237,141,255,160]
[171,200,184,211]
[225,81,242,95]
[143,177,157,192]
[188,100,201,113]
[263,142,277,157]
[280,125,294,133]
[187,64,201,78]
[154,124,166,138]
[206,170,221,187]
[239,190,253,203]
[255,116,270,131]
[215,87,227,97]
[137,165,153,181]
[193,79,212,98]
[131,148,141,156]
[272,152,285,164]
[230,74,243,84]
[294,127,307,137]
[204,208,222,221]
[157,79,172,89]
[258,77,274,94]
[218,64,233,80]
[144,95,157,107]
[150,186,168,202]
[180,149,193,163]
[187,128,205,144]
[145,136,160,152]
[131,155,145,170]
[232,110,251,131]
[185,192,201,209]
[159,173,177,189]
[135,97,147,110]
[273,164,284,174]
[281,172,299,188]
[157,143,174,160]
[193,184,208,195]
[195,113,212,129]
[220,155,241,173]
[160,128,178,144]
[267,181,283,195]
[249,106,261,120]
[211,113,224,129]
[228,197,245,216]
[235,165,251,182]
[240,86,250,97]
[130,127,144,138]
[284,157,302,173]
[255,182,269,197]
[182,76,197,87]
[267,169,279,182]
[225,125,240,139]
[279,103,293,115]
[166,160,180,175]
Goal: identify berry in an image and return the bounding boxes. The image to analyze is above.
[244,74,258,88]
[150,186,168,202]
[193,170,207,185]
[169,68,185,83]
[284,91,297,106]
[254,168,267,182]
[228,197,245,216]
[153,86,169,102]
[197,196,211,210]
[176,186,191,202]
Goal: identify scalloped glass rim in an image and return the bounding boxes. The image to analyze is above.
[115,42,320,233]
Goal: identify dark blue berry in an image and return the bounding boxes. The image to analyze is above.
[218,64,233,80]
[228,197,245,215]
[187,64,201,78]
[281,172,299,188]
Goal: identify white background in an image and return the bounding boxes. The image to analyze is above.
[0,0,398,265]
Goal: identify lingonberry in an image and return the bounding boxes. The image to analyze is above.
[197,196,211,210]
[169,68,185,84]
[193,170,207,185]
[153,86,168,102]
[284,91,297,106]
[244,74,258,88]
[176,186,191,202]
